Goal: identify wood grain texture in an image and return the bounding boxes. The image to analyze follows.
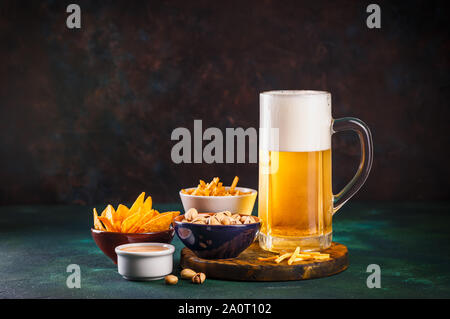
[180,242,348,281]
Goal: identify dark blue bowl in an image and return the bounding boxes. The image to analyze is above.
[174,214,261,259]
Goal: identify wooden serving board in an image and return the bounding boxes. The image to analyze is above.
[180,242,348,281]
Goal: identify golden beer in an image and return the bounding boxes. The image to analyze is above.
[259,90,373,252]
[258,149,333,252]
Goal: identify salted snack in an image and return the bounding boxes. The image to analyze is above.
[165,275,178,285]
[184,207,198,220]
[92,192,180,233]
[180,268,197,280]
[181,176,252,196]
[257,246,331,264]
[181,208,258,225]
[192,272,206,284]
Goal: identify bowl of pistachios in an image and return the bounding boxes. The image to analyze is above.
[174,208,261,259]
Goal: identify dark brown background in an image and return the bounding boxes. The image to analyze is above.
[0,0,449,205]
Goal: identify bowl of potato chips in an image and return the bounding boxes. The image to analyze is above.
[91,192,180,264]
[180,176,257,215]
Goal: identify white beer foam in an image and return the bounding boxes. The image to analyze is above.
[260,91,332,152]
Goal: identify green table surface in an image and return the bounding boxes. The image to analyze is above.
[1,202,449,299]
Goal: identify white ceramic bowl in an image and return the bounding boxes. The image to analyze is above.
[115,243,175,281]
[179,187,257,215]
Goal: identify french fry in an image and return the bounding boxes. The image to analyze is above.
[275,253,292,264]
[229,176,239,193]
[205,177,219,194]
[288,247,300,265]
[296,254,315,259]
[181,176,252,196]
[258,256,278,261]
[259,249,332,264]
[313,255,330,260]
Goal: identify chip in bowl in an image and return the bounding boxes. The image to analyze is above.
[92,192,180,233]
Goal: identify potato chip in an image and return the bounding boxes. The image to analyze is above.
[131,208,158,233]
[127,217,143,233]
[141,209,159,224]
[98,216,116,232]
[132,209,159,233]
[169,211,180,219]
[105,204,116,226]
[140,211,179,233]
[120,207,142,233]
[93,208,106,231]
[100,206,108,217]
[116,204,129,221]
[143,196,152,212]
[92,192,176,233]
[128,192,145,217]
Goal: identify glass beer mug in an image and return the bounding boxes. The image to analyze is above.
[258,90,373,252]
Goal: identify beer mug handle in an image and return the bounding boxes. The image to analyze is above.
[332,117,373,214]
